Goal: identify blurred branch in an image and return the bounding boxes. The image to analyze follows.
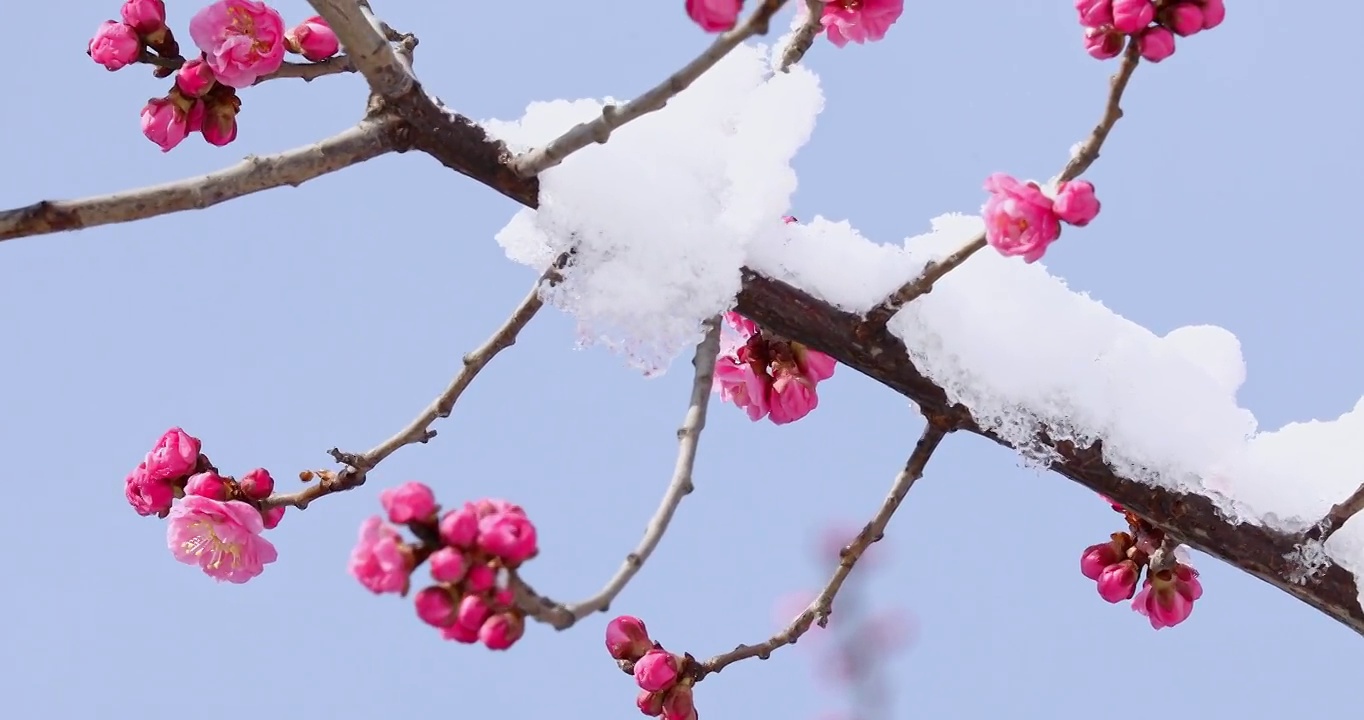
[512,317,724,629]
[508,0,793,178]
[694,417,951,678]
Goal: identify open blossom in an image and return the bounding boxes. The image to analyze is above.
[88,21,141,71]
[685,0,742,32]
[125,463,174,516]
[285,15,339,61]
[713,312,836,425]
[167,495,278,583]
[380,481,438,524]
[821,0,904,47]
[1133,562,1203,629]
[189,0,286,88]
[349,516,412,595]
[981,173,1062,263]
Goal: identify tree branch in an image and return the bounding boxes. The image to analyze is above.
[305,0,413,99]
[508,0,792,178]
[512,317,724,629]
[137,50,360,83]
[696,418,950,678]
[859,40,1143,328]
[778,0,826,71]
[0,117,403,243]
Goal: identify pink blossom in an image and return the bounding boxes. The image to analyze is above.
[1079,533,1131,580]
[414,586,456,627]
[821,0,904,47]
[1097,560,1140,603]
[441,621,479,643]
[465,564,496,593]
[1074,0,1113,28]
[638,690,666,717]
[176,58,217,97]
[1083,26,1125,60]
[661,684,697,720]
[1136,25,1176,62]
[456,594,492,630]
[144,427,201,483]
[685,0,742,33]
[238,467,273,501]
[88,21,141,71]
[140,97,192,152]
[1053,180,1101,227]
[184,471,229,500]
[768,367,820,425]
[1199,0,1225,29]
[380,481,438,524]
[261,505,285,529]
[188,0,286,88]
[167,495,278,583]
[1133,562,1202,629]
[1111,0,1155,34]
[349,516,412,595]
[428,547,468,583]
[634,649,681,693]
[981,173,1062,263]
[1161,3,1204,36]
[125,463,174,516]
[793,343,837,382]
[120,0,166,35]
[439,504,479,548]
[479,613,524,650]
[200,91,240,146]
[606,615,653,661]
[285,15,339,62]
[713,357,770,421]
[478,510,539,565]
[723,310,758,339]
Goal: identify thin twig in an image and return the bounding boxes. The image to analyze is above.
[778,0,826,71]
[306,0,414,100]
[0,118,400,243]
[260,275,550,510]
[859,41,1143,328]
[509,0,792,178]
[511,317,725,629]
[694,417,951,679]
[137,50,360,82]
[1304,482,1364,544]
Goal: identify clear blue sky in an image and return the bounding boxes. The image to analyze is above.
[2,0,1361,717]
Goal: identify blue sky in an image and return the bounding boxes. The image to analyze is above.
[2,0,1361,718]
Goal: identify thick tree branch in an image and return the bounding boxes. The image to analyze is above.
[696,418,950,678]
[512,317,724,629]
[0,117,403,243]
[305,0,413,99]
[508,0,792,178]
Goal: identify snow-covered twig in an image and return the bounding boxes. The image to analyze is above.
[778,0,827,71]
[509,0,793,178]
[1305,483,1364,544]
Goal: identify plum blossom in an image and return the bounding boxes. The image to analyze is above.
[1133,562,1203,629]
[685,0,742,32]
[167,495,278,582]
[189,0,286,88]
[285,15,339,61]
[713,311,837,425]
[981,173,1062,263]
[820,0,904,47]
[349,516,412,594]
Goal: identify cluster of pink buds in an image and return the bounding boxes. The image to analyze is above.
[124,427,283,582]
[86,0,339,151]
[684,0,903,48]
[1080,496,1204,629]
[1076,0,1225,63]
[606,616,699,720]
[350,482,538,650]
[979,174,1101,263]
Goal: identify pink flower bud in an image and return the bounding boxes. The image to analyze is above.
[1133,562,1202,629]
[634,649,682,693]
[120,0,166,35]
[144,427,202,483]
[441,621,479,644]
[238,468,274,501]
[125,463,174,516]
[1136,25,1176,62]
[477,510,539,565]
[200,93,240,147]
[428,547,468,583]
[491,587,515,609]
[88,21,141,71]
[465,563,496,593]
[380,481,438,524]
[479,612,525,650]
[1083,26,1125,60]
[439,504,479,548]
[1074,0,1113,28]
[348,516,412,595]
[685,0,742,33]
[637,690,665,717]
[1097,560,1140,603]
[414,586,457,627]
[175,58,217,97]
[456,593,492,630]
[140,97,192,153]
[1199,0,1224,29]
[1160,3,1204,36]
[606,615,653,662]
[285,15,340,62]
[1053,180,1101,227]
[1110,0,1155,34]
[661,684,697,720]
[1079,532,1131,580]
[261,505,286,530]
[184,471,229,500]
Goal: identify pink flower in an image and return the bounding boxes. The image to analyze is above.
[456,594,492,630]
[285,15,339,61]
[634,649,682,693]
[441,622,479,643]
[1111,0,1155,33]
[262,505,286,529]
[1199,0,1225,30]
[1053,180,1101,227]
[713,357,770,421]
[465,564,496,593]
[981,173,1062,263]
[685,0,742,32]
[428,547,469,583]
[184,471,229,500]
[120,0,166,35]
[439,504,479,548]
[380,481,438,524]
[175,58,217,97]
[188,0,286,88]
[167,495,278,583]
[144,427,201,484]
[606,615,653,661]
[349,516,412,595]
[724,310,758,339]
[1161,3,1204,36]
[820,0,904,47]
[662,684,697,720]
[1132,562,1203,629]
[140,97,192,152]
[638,690,666,717]
[1083,26,1125,59]
[1097,560,1140,603]
[238,467,274,501]
[200,95,239,146]
[125,463,174,516]
[793,343,837,382]
[479,613,524,650]
[478,510,538,565]
[1074,0,1113,28]
[88,21,141,71]
[768,367,820,425]
[1136,25,1175,62]
[414,586,457,627]
[1080,532,1131,580]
